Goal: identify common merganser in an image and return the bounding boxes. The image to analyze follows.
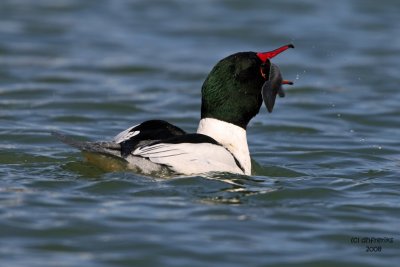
[53,44,294,176]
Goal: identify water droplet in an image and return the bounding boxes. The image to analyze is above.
[337,113,341,118]
[238,215,249,221]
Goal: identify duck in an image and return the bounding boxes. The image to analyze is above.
[53,44,294,176]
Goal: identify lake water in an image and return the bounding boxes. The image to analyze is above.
[1,0,399,266]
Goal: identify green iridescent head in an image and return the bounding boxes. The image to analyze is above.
[201,44,294,129]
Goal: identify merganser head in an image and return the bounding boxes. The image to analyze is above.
[201,44,294,129]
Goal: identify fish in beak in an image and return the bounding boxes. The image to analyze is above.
[257,44,294,113]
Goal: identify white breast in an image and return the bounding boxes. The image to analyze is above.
[197,118,251,175]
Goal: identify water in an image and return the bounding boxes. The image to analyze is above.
[1,0,399,266]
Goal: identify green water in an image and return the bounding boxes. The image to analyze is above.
[1,0,399,266]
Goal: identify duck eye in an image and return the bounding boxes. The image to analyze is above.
[260,61,271,80]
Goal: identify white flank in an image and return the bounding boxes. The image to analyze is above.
[132,143,243,175]
[197,118,251,175]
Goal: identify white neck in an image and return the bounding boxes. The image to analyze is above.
[197,118,251,175]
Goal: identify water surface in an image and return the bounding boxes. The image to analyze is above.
[1,0,399,266]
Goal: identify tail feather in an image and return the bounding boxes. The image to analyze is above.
[52,131,122,158]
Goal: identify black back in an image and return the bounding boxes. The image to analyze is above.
[119,120,186,157]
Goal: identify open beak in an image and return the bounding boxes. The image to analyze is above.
[257,44,294,113]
